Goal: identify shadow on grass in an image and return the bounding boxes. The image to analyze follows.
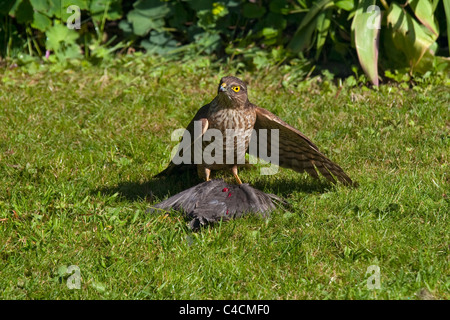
[93,168,204,203]
[251,177,333,195]
[93,169,333,205]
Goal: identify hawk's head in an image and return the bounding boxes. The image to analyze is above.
[217,76,248,106]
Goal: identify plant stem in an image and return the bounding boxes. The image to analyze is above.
[379,0,389,11]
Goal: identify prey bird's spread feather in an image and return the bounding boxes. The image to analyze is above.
[156,76,355,186]
[149,179,287,231]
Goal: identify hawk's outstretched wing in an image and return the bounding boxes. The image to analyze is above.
[155,104,210,177]
[252,106,354,186]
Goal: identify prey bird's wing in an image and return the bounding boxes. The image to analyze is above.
[155,104,210,177]
[252,106,354,186]
[149,179,288,230]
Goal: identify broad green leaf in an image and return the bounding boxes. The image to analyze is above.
[55,43,82,60]
[288,0,333,53]
[90,0,123,21]
[45,23,79,51]
[197,10,214,29]
[14,0,34,24]
[351,0,380,85]
[60,0,89,20]
[253,53,270,69]
[335,0,355,11]
[118,20,133,35]
[141,31,178,55]
[32,10,52,31]
[288,14,318,52]
[386,3,438,72]
[315,10,331,60]
[7,0,23,16]
[409,0,439,36]
[127,10,164,36]
[262,27,278,39]
[47,0,62,18]
[193,32,221,55]
[132,0,170,18]
[292,0,332,33]
[127,0,170,36]
[30,0,51,12]
[62,0,87,10]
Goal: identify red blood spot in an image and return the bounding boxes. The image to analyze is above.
[227,192,232,198]
[222,187,229,192]
[226,210,229,215]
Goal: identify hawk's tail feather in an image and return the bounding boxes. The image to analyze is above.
[153,162,196,178]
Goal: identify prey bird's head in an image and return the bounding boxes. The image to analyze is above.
[217,76,248,107]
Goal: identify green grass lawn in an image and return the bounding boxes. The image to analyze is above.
[0,60,448,299]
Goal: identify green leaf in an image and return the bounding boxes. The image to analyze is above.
[61,0,89,21]
[385,2,438,72]
[127,0,170,36]
[315,10,331,60]
[118,19,133,36]
[128,10,164,36]
[288,0,333,53]
[351,0,380,85]
[262,27,278,39]
[14,0,34,24]
[288,14,318,52]
[31,10,52,31]
[335,0,355,11]
[243,3,266,19]
[58,43,83,60]
[62,0,88,10]
[90,0,123,21]
[193,32,221,55]
[132,0,170,18]
[141,30,177,55]
[197,10,215,30]
[30,0,51,12]
[409,0,439,36]
[252,53,270,70]
[46,0,62,18]
[45,23,79,51]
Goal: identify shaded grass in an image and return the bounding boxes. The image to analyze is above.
[0,61,448,299]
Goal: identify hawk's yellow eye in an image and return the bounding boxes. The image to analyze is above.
[232,86,240,92]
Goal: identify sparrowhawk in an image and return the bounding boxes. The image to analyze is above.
[156,76,354,186]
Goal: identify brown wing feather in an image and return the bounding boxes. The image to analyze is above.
[155,104,210,177]
[252,106,354,186]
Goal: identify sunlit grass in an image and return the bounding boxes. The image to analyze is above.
[0,60,448,299]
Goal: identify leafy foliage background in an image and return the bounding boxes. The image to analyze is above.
[0,0,449,82]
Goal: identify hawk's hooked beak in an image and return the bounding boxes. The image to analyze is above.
[219,84,227,92]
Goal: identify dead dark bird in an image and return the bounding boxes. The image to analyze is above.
[148,179,288,231]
